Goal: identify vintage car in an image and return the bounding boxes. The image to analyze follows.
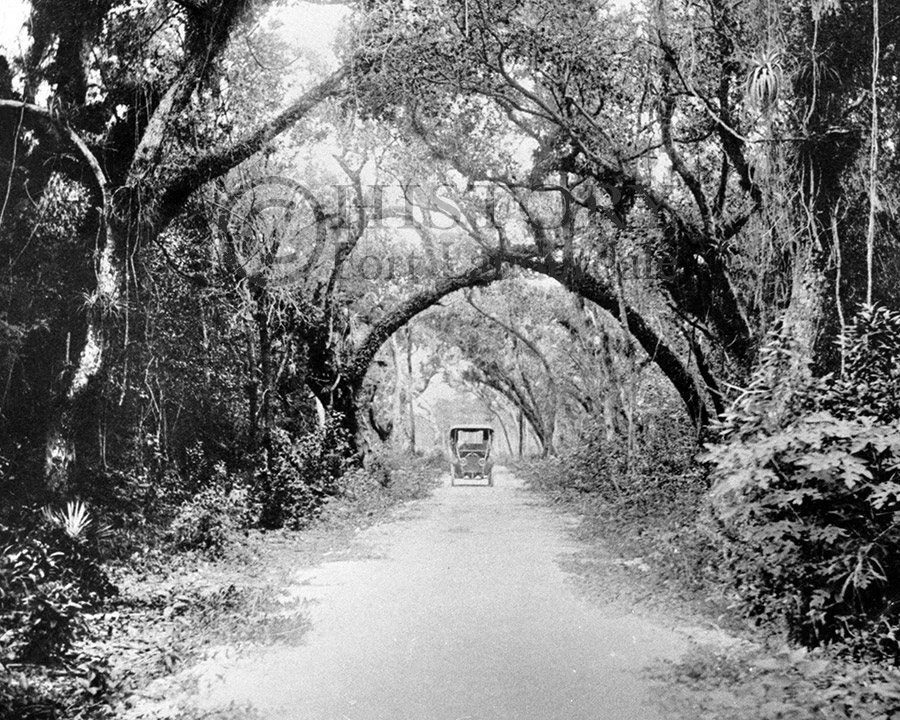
[449,425,494,486]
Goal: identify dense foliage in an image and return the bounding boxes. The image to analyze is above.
[1,503,115,667]
[3,0,900,714]
[706,306,900,658]
[252,420,351,530]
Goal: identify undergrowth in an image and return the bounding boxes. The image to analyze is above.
[515,415,723,605]
[520,308,900,720]
[656,642,900,720]
[1,447,441,720]
[705,306,900,660]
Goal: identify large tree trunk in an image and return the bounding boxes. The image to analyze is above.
[45,202,119,493]
[328,382,364,460]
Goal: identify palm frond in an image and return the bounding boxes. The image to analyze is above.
[42,500,93,541]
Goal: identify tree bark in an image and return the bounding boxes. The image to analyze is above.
[517,408,525,457]
[0,102,119,492]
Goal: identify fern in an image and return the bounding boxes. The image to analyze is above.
[41,500,92,542]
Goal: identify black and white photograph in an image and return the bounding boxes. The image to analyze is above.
[2,0,900,717]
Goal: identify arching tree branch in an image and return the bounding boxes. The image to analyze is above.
[152,67,348,231]
[347,257,501,385]
[500,246,712,430]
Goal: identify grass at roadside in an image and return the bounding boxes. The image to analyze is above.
[511,455,728,619]
[1,452,442,720]
[514,456,900,720]
[655,641,900,720]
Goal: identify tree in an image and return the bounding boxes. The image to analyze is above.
[423,278,668,457]
[348,0,900,430]
[0,0,346,491]
[425,285,562,456]
[208,133,507,458]
[345,0,745,429]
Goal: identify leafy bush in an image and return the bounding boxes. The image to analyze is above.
[660,642,900,720]
[320,446,442,526]
[705,305,900,658]
[558,424,629,498]
[0,668,67,720]
[706,413,900,652]
[1,545,113,665]
[362,446,392,488]
[0,501,116,665]
[0,537,86,663]
[525,415,699,501]
[379,449,444,500]
[168,483,246,556]
[252,419,351,530]
[826,304,900,423]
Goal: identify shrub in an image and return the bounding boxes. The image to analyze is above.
[528,415,700,502]
[705,305,900,658]
[1,536,84,663]
[168,484,243,556]
[0,668,67,720]
[252,419,351,530]
[0,499,117,665]
[706,412,900,653]
[375,448,443,501]
[826,304,900,423]
[363,447,392,488]
[560,422,629,498]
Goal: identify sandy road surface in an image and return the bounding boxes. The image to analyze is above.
[199,467,688,719]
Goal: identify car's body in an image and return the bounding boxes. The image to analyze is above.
[449,425,494,486]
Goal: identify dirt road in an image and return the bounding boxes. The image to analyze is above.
[198,467,689,719]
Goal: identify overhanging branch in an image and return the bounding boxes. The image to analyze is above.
[153,67,348,231]
[348,258,501,384]
[0,100,109,207]
[501,246,712,430]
